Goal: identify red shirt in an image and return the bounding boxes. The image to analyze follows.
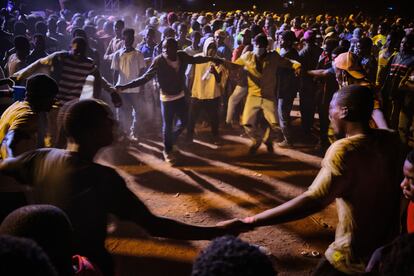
[407,201,414,233]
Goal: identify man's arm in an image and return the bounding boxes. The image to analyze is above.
[12,52,60,81]
[219,144,348,229]
[12,60,48,81]
[181,51,221,65]
[242,193,326,227]
[307,68,333,78]
[91,68,102,99]
[109,172,239,240]
[116,58,158,90]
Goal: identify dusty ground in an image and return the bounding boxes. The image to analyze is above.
[96,113,339,276]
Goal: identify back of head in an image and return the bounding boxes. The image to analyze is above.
[281,30,296,44]
[333,84,374,123]
[192,236,276,276]
[254,33,269,48]
[61,99,113,144]
[35,21,47,35]
[0,205,73,276]
[0,235,57,276]
[13,35,30,51]
[25,74,58,103]
[380,234,414,275]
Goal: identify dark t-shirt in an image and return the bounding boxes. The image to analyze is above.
[1,148,150,264]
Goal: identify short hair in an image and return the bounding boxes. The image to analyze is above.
[405,33,414,46]
[0,205,73,276]
[332,46,348,57]
[71,36,87,53]
[358,36,373,49]
[281,30,296,43]
[0,235,57,276]
[114,19,125,28]
[13,35,30,51]
[122,28,135,38]
[25,74,58,102]
[162,37,178,49]
[35,21,47,34]
[191,236,276,276]
[332,84,374,123]
[72,28,86,38]
[191,31,201,39]
[254,33,269,47]
[380,234,414,275]
[407,150,414,165]
[61,99,112,141]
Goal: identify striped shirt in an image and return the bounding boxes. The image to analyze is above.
[40,51,97,104]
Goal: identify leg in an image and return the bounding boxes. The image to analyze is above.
[261,97,278,145]
[130,93,141,138]
[241,95,262,143]
[172,97,188,145]
[299,82,316,133]
[208,98,221,136]
[187,98,202,139]
[119,94,134,137]
[278,96,295,144]
[160,100,175,153]
[226,85,247,124]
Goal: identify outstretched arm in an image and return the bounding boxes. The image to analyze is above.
[110,173,240,240]
[242,193,325,227]
[116,59,158,90]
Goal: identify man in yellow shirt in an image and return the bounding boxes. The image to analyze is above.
[230,34,300,154]
[0,74,57,159]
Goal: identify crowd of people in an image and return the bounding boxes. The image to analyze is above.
[0,3,414,276]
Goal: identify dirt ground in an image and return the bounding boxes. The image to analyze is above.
[96,113,339,276]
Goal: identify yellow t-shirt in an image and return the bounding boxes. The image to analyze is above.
[234,51,298,99]
[0,101,39,159]
[305,129,401,274]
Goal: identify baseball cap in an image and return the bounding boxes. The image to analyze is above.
[333,52,365,79]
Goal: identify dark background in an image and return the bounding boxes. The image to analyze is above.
[2,0,411,16]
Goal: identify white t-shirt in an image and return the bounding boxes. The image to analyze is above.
[111,48,145,93]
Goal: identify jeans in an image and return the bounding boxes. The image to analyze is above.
[242,95,278,144]
[188,97,220,137]
[277,96,295,142]
[226,85,247,124]
[161,97,188,152]
[118,93,141,137]
[299,79,317,132]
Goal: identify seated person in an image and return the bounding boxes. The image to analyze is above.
[0,74,58,159]
[0,99,239,275]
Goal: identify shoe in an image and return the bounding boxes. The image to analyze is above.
[277,140,293,148]
[163,151,176,165]
[265,142,274,153]
[248,140,261,155]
